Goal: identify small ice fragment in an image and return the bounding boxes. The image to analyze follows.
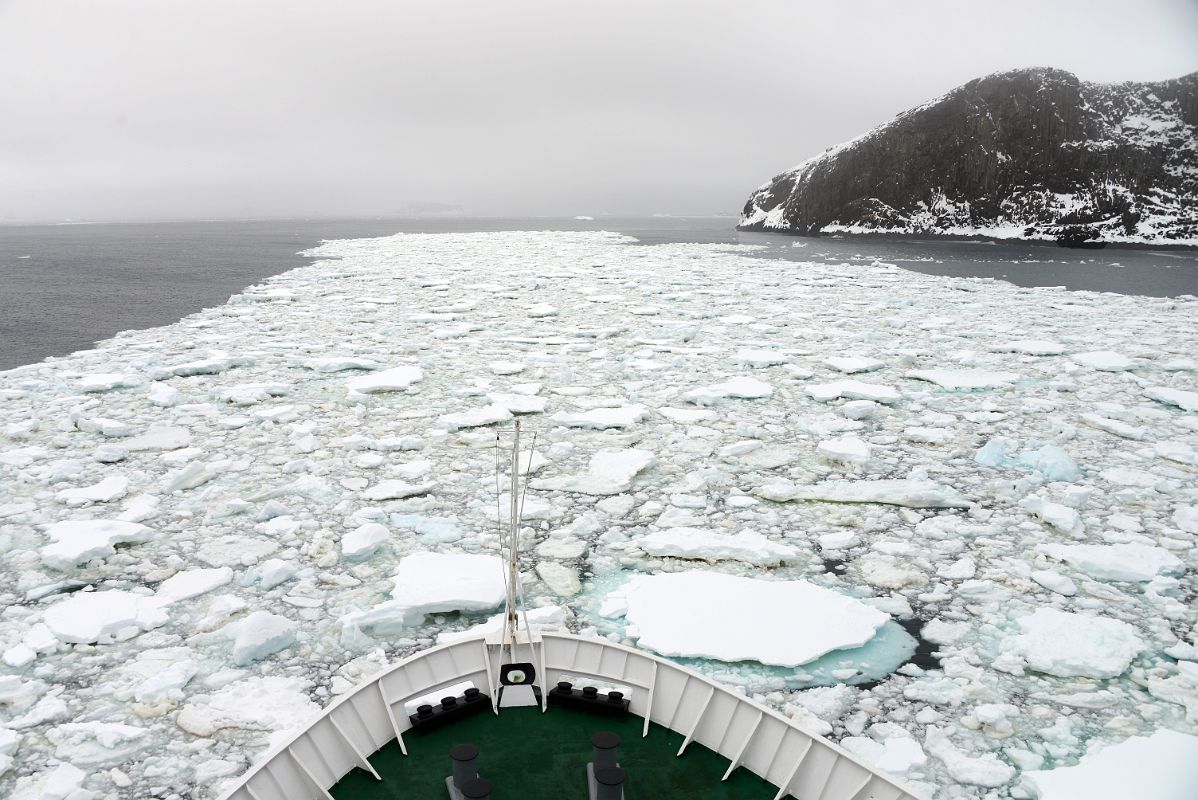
[907,368,1019,390]
[823,356,884,373]
[1072,351,1134,371]
[346,365,423,395]
[817,436,871,464]
[342,523,389,560]
[219,611,298,665]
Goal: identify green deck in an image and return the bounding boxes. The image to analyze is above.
[331,705,783,799]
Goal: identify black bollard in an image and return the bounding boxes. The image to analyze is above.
[594,766,625,800]
[461,777,492,800]
[591,731,620,771]
[450,743,479,790]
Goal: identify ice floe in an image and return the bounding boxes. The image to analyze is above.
[758,478,972,508]
[605,571,888,667]
[1024,728,1198,800]
[345,365,423,396]
[807,379,900,403]
[907,368,1020,390]
[39,519,152,570]
[339,551,506,636]
[531,448,654,495]
[1004,608,1145,679]
[42,591,168,644]
[637,527,801,566]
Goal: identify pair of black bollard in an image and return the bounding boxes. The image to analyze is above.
[449,743,491,800]
[590,731,626,800]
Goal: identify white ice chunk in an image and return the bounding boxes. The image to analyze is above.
[176,676,319,737]
[907,368,1019,390]
[156,567,233,603]
[1024,729,1198,800]
[759,478,971,508]
[0,445,47,467]
[531,448,655,495]
[438,403,514,430]
[732,349,791,367]
[1030,570,1077,596]
[1073,351,1134,371]
[550,405,647,429]
[340,551,506,634]
[841,734,927,775]
[1008,608,1144,678]
[213,382,289,406]
[681,376,773,404]
[218,611,298,665]
[823,356,884,373]
[489,360,526,375]
[609,571,888,666]
[46,721,149,768]
[78,373,138,393]
[638,527,800,566]
[123,426,192,451]
[147,381,181,407]
[301,356,379,372]
[1036,543,1182,582]
[342,523,390,560]
[817,436,871,464]
[361,479,436,501]
[1021,496,1082,534]
[40,519,153,570]
[56,475,130,504]
[43,591,168,644]
[39,762,90,798]
[807,380,900,403]
[924,726,1015,787]
[1144,386,1198,412]
[346,365,423,395]
[1080,414,1145,440]
[486,393,548,414]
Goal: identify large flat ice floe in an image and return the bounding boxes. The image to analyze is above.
[0,229,1195,799]
[1024,728,1198,800]
[603,571,889,667]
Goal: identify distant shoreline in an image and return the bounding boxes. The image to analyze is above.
[735,225,1198,253]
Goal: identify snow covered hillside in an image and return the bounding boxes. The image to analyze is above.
[741,68,1198,245]
[1,231,1196,798]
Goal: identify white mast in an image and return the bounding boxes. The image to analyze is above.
[505,418,521,660]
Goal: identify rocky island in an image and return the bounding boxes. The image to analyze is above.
[740,68,1198,245]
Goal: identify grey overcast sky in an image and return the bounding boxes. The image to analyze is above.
[1,0,1196,222]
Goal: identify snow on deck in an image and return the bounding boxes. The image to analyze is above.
[0,230,1196,798]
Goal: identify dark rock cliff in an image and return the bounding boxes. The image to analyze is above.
[740,68,1198,244]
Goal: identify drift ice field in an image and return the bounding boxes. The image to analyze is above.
[1,230,1196,799]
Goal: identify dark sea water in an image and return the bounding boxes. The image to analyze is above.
[1,217,1195,371]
